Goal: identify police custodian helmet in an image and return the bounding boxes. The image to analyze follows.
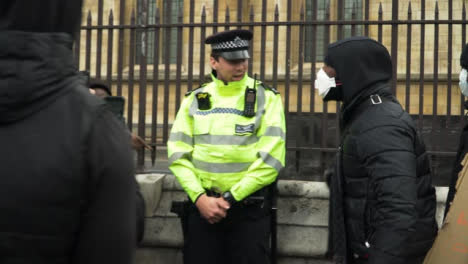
[205,29,253,60]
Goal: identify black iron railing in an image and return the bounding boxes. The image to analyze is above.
[77,0,468,185]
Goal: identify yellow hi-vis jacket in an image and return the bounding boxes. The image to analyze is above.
[167,73,286,203]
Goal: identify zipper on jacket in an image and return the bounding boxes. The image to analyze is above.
[363,180,374,249]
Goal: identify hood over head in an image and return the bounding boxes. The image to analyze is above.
[460,43,468,69]
[324,36,393,105]
[0,0,84,124]
[0,0,83,39]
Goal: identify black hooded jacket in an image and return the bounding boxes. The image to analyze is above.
[0,1,136,264]
[326,37,437,264]
[445,43,468,217]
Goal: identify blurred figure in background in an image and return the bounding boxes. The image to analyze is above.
[0,0,136,263]
[445,43,468,217]
[88,79,147,243]
[88,79,151,151]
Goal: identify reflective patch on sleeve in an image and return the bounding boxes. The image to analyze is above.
[169,152,192,164]
[259,151,283,172]
[263,126,286,140]
[169,132,193,146]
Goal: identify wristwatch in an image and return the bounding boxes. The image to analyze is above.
[222,191,236,206]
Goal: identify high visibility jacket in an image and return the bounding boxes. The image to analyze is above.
[167,73,286,202]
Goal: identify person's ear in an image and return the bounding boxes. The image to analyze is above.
[209,56,218,70]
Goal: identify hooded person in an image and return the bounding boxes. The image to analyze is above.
[316,36,438,264]
[0,1,136,263]
[445,43,468,217]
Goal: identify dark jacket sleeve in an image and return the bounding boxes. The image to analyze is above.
[136,184,145,243]
[72,110,136,264]
[445,124,468,217]
[356,125,418,264]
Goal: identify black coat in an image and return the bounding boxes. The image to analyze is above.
[340,92,438,264]
[325,37,438,264]
[445,106,468,217]
[0,30,136,264]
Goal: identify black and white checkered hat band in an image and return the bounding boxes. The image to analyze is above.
[211,36,249,51]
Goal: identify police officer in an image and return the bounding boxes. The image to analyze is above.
[167,29,286,264]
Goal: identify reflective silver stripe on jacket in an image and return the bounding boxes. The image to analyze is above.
[259,151,283,172]
[169,132,193,146]
[194,134,258,145]
[192,159,252,173]
[254,85,266,130]
[168,152,192,165]
[263,126,286,140]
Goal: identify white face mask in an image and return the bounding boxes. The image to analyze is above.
[315,68,336,98]
[460,69,468,97]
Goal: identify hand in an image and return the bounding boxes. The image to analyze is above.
[131,134,152,150]
[195,194,230,224]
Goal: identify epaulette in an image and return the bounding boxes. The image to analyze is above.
[185,82,210,96]
[259,82,280,94]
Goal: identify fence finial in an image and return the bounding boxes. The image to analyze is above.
[435,1,439,18]
[225,5,230,19]
[178,5,183,20]
[352,1,357,18]
[131,8,136,24]
[300,3,304,20]
[155,7,160,23]
[109,9,114,21]
[201,5,206,17]
[275,3,279,17]
[249,4,254,20]
[408,1,412,15]
[87,10,92,24]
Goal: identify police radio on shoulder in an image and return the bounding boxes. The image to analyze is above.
[243,73,257,117]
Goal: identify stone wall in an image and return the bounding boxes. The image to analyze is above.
[135,174,448,264]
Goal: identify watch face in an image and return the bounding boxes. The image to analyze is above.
[222,192,234,205]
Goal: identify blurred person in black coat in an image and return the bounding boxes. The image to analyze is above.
[88,79,148,243]
[0,1,136,263]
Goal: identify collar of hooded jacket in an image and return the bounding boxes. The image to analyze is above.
[0,0,83,124]
[324,36,394,127]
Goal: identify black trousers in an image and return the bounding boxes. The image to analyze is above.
[183,202,271,264]
[350,258,368,264]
